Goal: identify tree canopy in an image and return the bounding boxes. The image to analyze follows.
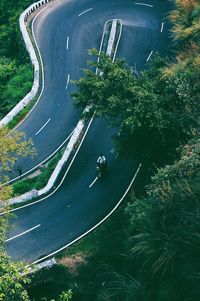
[72,48,200,164]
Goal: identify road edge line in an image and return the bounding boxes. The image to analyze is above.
[30,163,142,266]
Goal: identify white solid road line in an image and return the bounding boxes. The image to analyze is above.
[134,2,153,7]
[5,224,41,242]
[78,8,93,17]
[66,36,69,50]
[146,50,153,62]
[66,74,70,89]
[35,118,51,136]
[89,176,98,188]
[31,163,142,266]
[161,22,164,32]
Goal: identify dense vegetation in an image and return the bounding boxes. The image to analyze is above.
[0,127,72,299]
[69,0,200,300]
[0,3,71,300]
[0,127,35,300]
[0,0,34,120]
[0,0,200,300]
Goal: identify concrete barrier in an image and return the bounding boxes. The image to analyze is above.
[8,189,38,205]
[106,19,117,56]
[0,0,52,127]
[38,120,84,196]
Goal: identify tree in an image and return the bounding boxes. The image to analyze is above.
[169,0,200,45]
[126,139,200,300]
[0,252,31,301]
[0,126,36,202]
[0,126,73,301]
[0,126,35,181]
[72,50,199,164]
[0,126,36,300]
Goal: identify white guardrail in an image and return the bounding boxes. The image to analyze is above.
[0,0,53,127]
[6,15,122,205]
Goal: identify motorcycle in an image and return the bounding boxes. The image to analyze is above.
[96,161,107,178]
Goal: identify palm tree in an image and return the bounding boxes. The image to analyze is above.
[169,0,200,44]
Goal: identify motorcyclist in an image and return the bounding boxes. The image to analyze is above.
[96,153,107,177]
[97,153,106,166]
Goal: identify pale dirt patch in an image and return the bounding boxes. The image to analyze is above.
[58,253,88,275]
[26,169,42,179]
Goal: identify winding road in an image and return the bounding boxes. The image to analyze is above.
[3,0,170,263]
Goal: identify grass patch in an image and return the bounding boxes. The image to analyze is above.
[7,101,35,129]
[101,21,112,53]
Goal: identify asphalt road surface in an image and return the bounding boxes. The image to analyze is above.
[9,0,170,181]
[3,0,170,262]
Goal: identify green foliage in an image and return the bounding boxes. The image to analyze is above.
[64,139,200,301]
[0,0,34,60]
[0,252,31,301]
[125,197,153,231]
[70,31,200,300]
[7,102,33,129]
[73,50,199,163]
[57,290,73,301]
[0,63,33,119]
[0,125,33,299]
[0,1,199,300]
[125,139,200,300]
[0,57,16,83]
[0,126,36,204]
[27,265,72,301]
[169,0,200,45]
[0,0,34,119]
[0,127,35,177]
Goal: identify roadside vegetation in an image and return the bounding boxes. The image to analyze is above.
[66,1,200,300]
[0,127,72,300]
[0,0,35,121]
[0,0,200,300]
[0,127,33,300]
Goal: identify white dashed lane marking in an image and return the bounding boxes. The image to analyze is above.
[66,74,70,89]
[5,224,41,242]
[134,2,154,7]
[35,119,50,136]
[66,36,69,50]
[78,8,93,17]
[89,177,98,188]
[160,22,164,32]
[146,50,153,62]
